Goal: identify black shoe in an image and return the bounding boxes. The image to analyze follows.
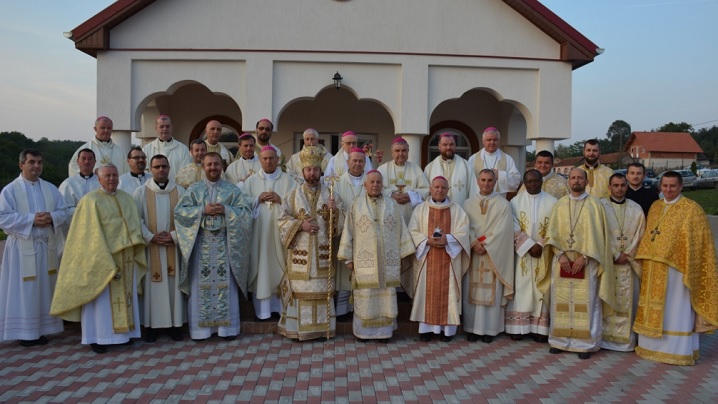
[223,335,237,341]
[91,344,107,354]
[510,334,523,341]
[19,340,36,347]
[336,312,353,322]
[419,333,433,342]
[578,352,591,360]
[144,328,158,343]
[36,335,49,345]
[549,347,562,354]
[440,334,453,342]
[378,338,390,343]
[355,337,367,343]
[466,333,480,342]
[481,335,494,344]
[532,334,548,343]
[167,327,183,341]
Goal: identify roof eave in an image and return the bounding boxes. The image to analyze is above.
[70,0,156,58]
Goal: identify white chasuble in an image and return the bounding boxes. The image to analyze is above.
[462,192,515,336]
[507,191,557,335]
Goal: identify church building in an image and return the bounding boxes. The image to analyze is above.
[67,0,600,168]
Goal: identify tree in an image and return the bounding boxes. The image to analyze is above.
[605,120,632,153]
[655,122,693,133]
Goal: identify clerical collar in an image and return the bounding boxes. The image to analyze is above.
[368,194,382,201]
[95,137,112,144]
[242,156,255,161]
[527,192,541,199]
[154,180,168,190]
[430,197,449,205]
[349,172,364,181]
[130,171,145,178]
[159,138,173,143]
[569,192,588,201]
[665,194,682,204]
[484,150,497,156]
[441,156,454,163]
[480,191,498,200]
[100,187,116,195]
[21,176,39,185]
[610,197,625,204]
[80,173,94,179]
[628,184,642,191]
[263,169,280,180]
[584,163,598,169]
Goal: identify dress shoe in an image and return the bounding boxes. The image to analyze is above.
[355,337,367,343]
[481,335,494,344]
[144,328,158,343]
[91,344,107,354]
[549,347,562,354]
[440,334,453,342]
[578,352,591,360]
[19,335,49,347]
[419,333,433,342]
[510,334,523,341]
[223,335,237,341]
[466,333,480,342]
[167,327,183,341]
[532,334,548,343]
[377,338,391,343]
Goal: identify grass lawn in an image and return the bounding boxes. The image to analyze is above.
[685,188,718,215]
[0,229,5,241]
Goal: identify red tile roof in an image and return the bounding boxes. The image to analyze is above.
[625,132,703,153]
[68,0,600,69]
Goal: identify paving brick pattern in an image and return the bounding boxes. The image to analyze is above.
[1,329,716,403]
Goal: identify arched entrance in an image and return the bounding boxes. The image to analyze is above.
[421,120,480,166]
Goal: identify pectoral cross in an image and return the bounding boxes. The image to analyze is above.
[617,233,627,250]
[650,228,660,242]
[567,235,575,249]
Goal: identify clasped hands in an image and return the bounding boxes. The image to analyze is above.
[33,212,53,227]
[151,231,175,246]
[428,234,448,249]
[259,191,280,204]
[204,202,225,216]
[391,192,411,205]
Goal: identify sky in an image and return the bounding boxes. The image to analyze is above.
[1,0,717,145]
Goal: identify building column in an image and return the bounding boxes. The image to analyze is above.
[503,145,526,173]
[396,133,426,166]
[534,139,555,155]
[112,130,132,151]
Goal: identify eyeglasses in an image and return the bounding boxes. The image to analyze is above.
[130,156,147,160]
[151,165,169,169]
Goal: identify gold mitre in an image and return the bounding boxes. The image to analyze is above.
[299,145,324,168]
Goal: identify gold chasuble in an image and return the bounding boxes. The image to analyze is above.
[579,164,613,199]
[51,189,147,333]
[277,183,344,340]
[337,194,415,331]
[540,194,615,341]
[408,199,470,326]
[635,197,718,337]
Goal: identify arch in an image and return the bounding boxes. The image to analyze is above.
[422,121,480,167]
[133,81,243,146]
[276,85,395,156]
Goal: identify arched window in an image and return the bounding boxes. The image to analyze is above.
[427,129,472,161]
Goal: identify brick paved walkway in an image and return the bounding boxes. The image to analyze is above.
[1,327,717,403]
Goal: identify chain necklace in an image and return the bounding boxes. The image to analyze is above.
[567,197,586,249]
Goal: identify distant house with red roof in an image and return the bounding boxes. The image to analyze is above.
[551,152,632,175]
[625,132,705,171]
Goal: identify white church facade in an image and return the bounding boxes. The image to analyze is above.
[68,0,600,167]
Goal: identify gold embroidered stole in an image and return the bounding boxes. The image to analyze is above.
[108,196,137,333]
[146,187,179,282]
[12,179,58,280]
[552,250,592,339]
[424,207,451,325]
